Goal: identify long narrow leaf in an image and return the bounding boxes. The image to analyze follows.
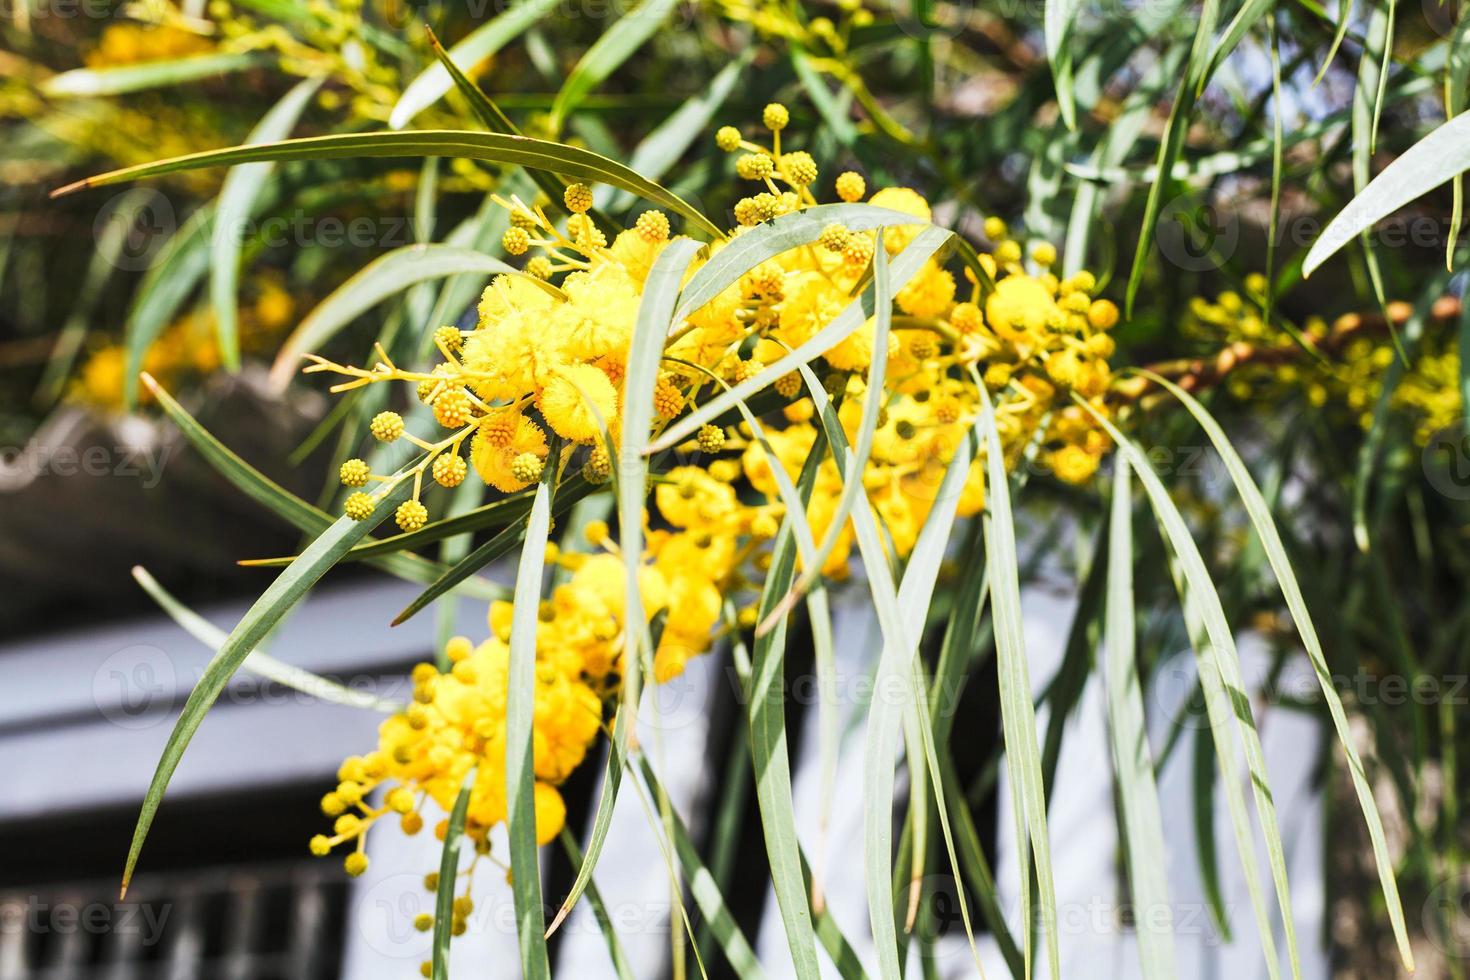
[1104,462,1177,979]
[211,76,321,371]
[51,130,726,239]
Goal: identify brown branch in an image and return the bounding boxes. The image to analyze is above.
[1116,295,1462,402]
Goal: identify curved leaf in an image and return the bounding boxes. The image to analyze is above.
[268,244,529,389]
[548,0,678,133]
[42,52,264,97]
[212,76,322,372]
[52,130,726,239]
[1304,110,1470,276]
[390,0,564,130]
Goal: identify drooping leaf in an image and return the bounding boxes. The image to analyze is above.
[391,0,564,129]
[211,76,322,372]
[51,130,726,239]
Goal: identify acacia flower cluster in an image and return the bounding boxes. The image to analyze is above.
[303,105,1123,965]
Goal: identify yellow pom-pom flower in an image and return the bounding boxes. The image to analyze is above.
[339,458,370,488]
[369,411,404,442]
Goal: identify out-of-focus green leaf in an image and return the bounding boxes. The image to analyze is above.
[211,76,322,372]
[43,53,265,97]
[548,0,679,133]
[391,0,564,129]
[52,131,726,239]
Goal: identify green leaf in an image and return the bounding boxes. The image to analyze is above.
[506,473,556,978]
[602,51,754,212]
[652,223,952,452]
[975,376,1060,980]
[211,76,323,372]
[673,203,930,323]
[1123,0,1221,315]
[1140,370,1414,971]
[125,203,218,407]
[759,228,894,628]
[546,239,705,939]
[635,758,766,979]
[42,52,265,97]
[1076,396,1301,980]
[131,565,402,713]
[424,26,573,213]
[799,362,985,978]
[548,0,679,133]
[51,130,726,240]
[1045,0,1083,129]
[432,771,476,980]
[121,473,414,895]
[1103,461,1177,980]
[390,0,564,130]
[269,245,540,390]
[142,373,505,600]
[1304,110,1470,276]
[747,431,825,980]
[557,831,638,980]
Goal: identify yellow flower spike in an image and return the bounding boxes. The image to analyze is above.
[995,240,1022,265]
[736,153,775,181]
[502,226,531,255]
[563,183,593,214]
[369,411,404,442]
[1088,299,1120,330]
[763,102,789,131]
[386,786,416,813]
[433,388,474,428]
[395,500,429,532]
[715,125,742,151]
[309,834,332,856]
[344,852,369,877]
[819,223,850,252]
[434,325,463,353]
[983,216,1008,240]
[653,377,685,419]
[432,453,468,488]
[781,151,818,187]
[585,519,610,545]
[510,452,544,484]
[339,458,370,487]
[835,171,866,202]
[413,913,433,933]
[582,445,612,483]
[540,363,618,443]
[734,198,760,226]
[334,813,361,836]
[525,255,554,280]
[343,492,376,521]
[635,210,670,242]
[697,424,726,454]
[1031,242,1058,267]
[401,812,424,834]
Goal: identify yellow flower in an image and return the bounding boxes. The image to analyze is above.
[471,415,549,492]
[540,363,619,443]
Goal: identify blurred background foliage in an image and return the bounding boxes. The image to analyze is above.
[3,0,1470,973]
